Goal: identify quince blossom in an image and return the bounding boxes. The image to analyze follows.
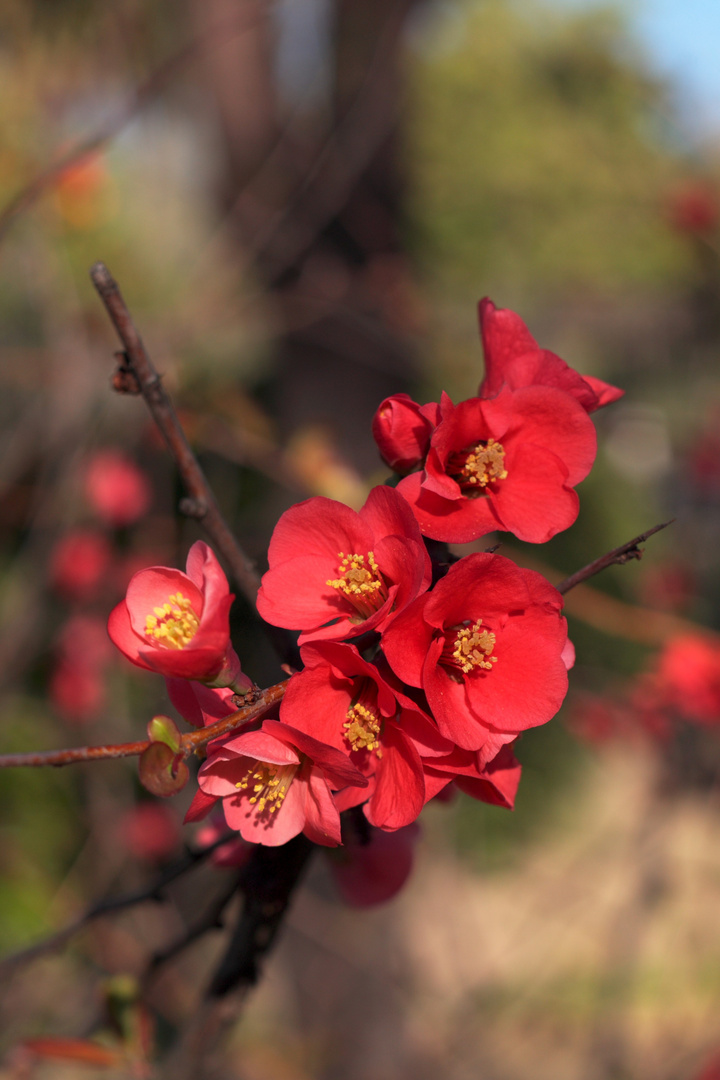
[280,641,451,830]
[257,486,431,643]
[108,541,251,690]
[394,387,596,543]
[381,552,570,762]
[478,298,623,412]
[187,719,367,847]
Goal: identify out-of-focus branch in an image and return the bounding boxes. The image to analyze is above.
[142,873,242,987]
[556,520,674,595]
[0,832,237,977]
[0,9,269,243]
[90,261,262,609]
[0,680,288,769]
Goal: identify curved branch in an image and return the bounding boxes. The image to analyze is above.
[0,680,288,769]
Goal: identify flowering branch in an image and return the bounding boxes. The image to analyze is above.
[556,520,674,595]
[0,681,288,770]
[90,261,262,611]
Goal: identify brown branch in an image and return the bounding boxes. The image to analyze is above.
[0,831,238,977]
[90,261,262,610]
[142,874,242,987]
[0,680,288,769]
[556,520,674,595]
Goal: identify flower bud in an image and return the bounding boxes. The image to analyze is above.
[371,394,435,475]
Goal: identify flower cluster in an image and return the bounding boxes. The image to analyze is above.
[107,300,622,901]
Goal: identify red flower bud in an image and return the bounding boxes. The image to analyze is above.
[372,395,439,474]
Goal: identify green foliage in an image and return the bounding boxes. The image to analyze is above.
[408,0,685,309]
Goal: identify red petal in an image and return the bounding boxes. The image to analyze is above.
[184,787,218,823]
[302,766,342,846]
[365,724,424,830]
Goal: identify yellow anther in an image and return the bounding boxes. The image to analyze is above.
[443,620,498,675]
[144,592,200,649]
[327,551,388,619]
[450,439,508,490]
[344,702,382,753]
[235,762,297,814]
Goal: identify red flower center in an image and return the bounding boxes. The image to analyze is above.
[235,761,298,814]
[344,679,383,754]
[144,592,200,649]
[441,620,498,676]
[447,440,508,493]
[327,551,389,620]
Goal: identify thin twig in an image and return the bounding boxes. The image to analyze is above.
[90,261,262,610]
[142,874,242,987]
[0,680,288,769]
[0,832,237,976]
[556,520,674,595]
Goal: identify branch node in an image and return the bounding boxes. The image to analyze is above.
[111,351,142,395]
[179,496,209,520]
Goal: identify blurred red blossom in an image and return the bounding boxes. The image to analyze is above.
[666,181,719,236]
[117,802,181,863]
[85,449,152,527]
[50,615,113,723]
[657,635,720,724]
[328,821,421,907]
[49,529,113,602]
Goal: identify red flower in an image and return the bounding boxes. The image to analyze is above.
[395,387,596,543]
[372,395,440,475]
[85,449,152,527]
[188,719,367,847]
[280,642,451,830]
[381,553,569,760]
[478,299,623,413]
[257,486,431,644]
[108,541,251,689]
[49,529,113,602]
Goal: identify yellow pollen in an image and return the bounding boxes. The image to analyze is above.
[344,702,382,753]
[144,592,200,649]
[446,620,498,674]
[452,439,508,489]
[327,551,388,619]
[235,762,297,814]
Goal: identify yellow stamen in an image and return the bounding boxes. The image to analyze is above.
[442,620,498,675]
[344,702,382,753]
[449,439,507,491]
[235,762,297,814]
[327,551,388,619]
[144,592,200,649]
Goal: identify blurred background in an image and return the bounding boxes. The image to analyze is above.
[3,0,720,1076]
